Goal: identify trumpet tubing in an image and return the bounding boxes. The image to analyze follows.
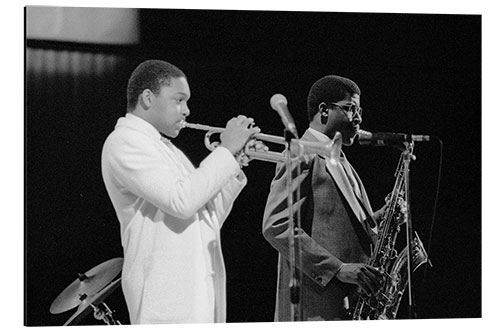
[180,121,338,163]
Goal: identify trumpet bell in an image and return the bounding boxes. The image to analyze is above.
[244,136,339,164]
[181,121,340,164]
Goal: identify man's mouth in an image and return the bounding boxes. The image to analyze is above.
[346,124,360,135]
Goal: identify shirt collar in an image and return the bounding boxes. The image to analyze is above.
[306,127,345,160]
[116,113,163,141]
[307,127,330,142]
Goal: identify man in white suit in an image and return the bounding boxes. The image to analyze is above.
[101,60,260,324]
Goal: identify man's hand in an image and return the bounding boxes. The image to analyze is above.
[336,263,384,296]
[374,192,407,225]
[236,139,269,166]
[220,115,261,155]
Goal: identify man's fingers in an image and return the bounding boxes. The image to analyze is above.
[358,276,374,296]
[359,274,378,295]
[363,268,382,290]
[248,126,261,135]
[365,266,381,278]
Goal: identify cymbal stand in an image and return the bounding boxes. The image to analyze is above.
[91,302,121,325]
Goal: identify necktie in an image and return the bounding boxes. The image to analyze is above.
[338,158,376,229]
[339,157,362,198]
[328,157,366,223]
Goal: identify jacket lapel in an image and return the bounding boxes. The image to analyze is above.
[302,130,363,222]
[302,130,379,240]
[324,161,366,223]
[160,138,217,231]
[346,159,374,215]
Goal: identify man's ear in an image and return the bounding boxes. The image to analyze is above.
[318,102,329,125]
[139,89,153,110]
[318,102,329,114]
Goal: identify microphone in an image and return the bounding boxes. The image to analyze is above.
[358,129,432,146]
[270,93,299,138]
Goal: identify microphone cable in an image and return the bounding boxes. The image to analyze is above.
[421,136,443,282]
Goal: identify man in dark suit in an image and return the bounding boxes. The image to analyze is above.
[262,75,385,321]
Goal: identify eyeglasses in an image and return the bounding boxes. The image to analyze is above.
[329,102,363,118]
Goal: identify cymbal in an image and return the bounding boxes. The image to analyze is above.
[50,257,123,314]
[63,277,122,326]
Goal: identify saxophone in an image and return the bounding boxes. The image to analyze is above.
[350,147,430,320]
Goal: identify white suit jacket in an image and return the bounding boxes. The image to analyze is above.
[101,113,246,324]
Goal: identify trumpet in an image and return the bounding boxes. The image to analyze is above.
[180,121,339,164]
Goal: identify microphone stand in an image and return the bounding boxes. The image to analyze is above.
[284,129,303,321]
[402,141,416,319]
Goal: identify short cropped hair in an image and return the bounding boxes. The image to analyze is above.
[307,75,361,121]
[126,60,186,111]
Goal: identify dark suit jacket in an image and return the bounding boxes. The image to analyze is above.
[262,129,378,321]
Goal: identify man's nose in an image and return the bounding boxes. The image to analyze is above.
[352,112,362,125]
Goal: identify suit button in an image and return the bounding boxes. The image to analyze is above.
[311,272,322,282]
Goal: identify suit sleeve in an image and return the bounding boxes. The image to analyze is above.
[262,156,344,287]
[102,130,242,220]
[209,170,247,226]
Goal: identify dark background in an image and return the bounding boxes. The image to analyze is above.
[26,9,481,326]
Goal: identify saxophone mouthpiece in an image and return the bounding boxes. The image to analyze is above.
[357,129,373,140]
